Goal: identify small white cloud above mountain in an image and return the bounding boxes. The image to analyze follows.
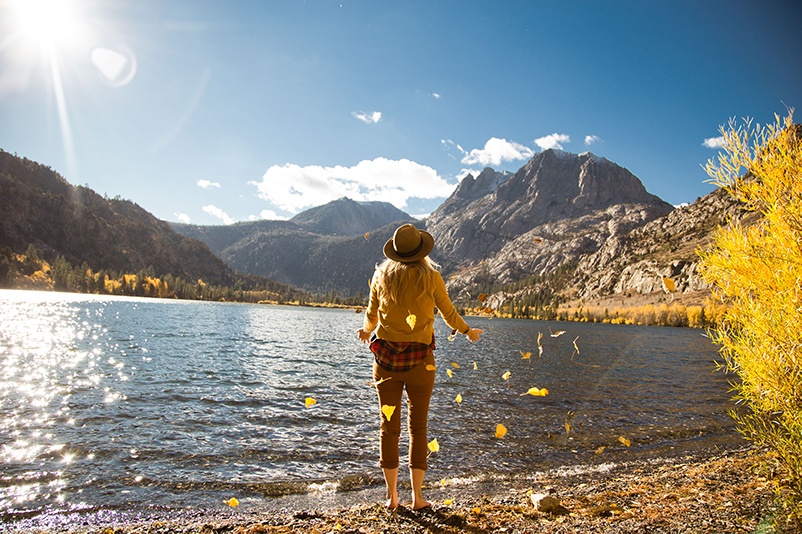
[203,205,235,225]
[535,133,570,151]
[584,135,601,145]
[460,137,535,166]
[174,212,191,224]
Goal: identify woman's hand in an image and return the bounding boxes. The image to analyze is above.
[356,328,372,343]
[466,328,483,343]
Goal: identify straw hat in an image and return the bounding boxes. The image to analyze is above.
[383,224,434,262]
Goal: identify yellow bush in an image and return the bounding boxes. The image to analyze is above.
[698,111,802,524]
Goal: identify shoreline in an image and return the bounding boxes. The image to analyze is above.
[4,446,781,534]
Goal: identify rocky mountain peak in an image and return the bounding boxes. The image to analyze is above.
[427,150,673,270]
[289,197,411,235]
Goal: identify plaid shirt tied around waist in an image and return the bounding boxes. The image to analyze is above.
[369,334,436,372]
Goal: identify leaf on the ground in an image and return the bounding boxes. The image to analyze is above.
[225,497,239,507]
[618,436,631,447]
[502,371,511,381]
[495,423,508,439]
[447,369,453,378]
[520,350,531,360]
[428,438,440,453]
[305,397,316,409]
[521,387,548,396]
[455,393,463,405]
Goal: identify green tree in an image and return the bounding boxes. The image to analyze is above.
[698,111,802,526]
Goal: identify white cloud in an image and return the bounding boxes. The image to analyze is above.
[174,212,191,224]
[460,137,535,166]
[535,133,570,151]
[584,135,601,145]
[250,157,456,214]
[202,205,235,225]
[352,111,382,124]
[197,179,221,189]
[258,209,287,221]
[702,136,725,149]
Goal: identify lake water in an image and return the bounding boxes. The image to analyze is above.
[0,289,742,526]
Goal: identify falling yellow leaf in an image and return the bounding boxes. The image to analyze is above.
[455,393,463,405]
[444,499,454,506]
[550,329,566,337]
[364,232,370,240]
[473,361,478,371]
[446,369,453,378]
[495,423,508,439]
[305,397,316,409]
[502,371,511,381]
[225,497,239,507]
[428,438,440,453]
[425,364,437,371]
[662,276,676,292]
[521,387,548,397]
[520,350,531,360]
[406,312,417,330]
[571,336,580,359]
[451,362,460,369]
[618,436,631,447]
[381,404,396,421]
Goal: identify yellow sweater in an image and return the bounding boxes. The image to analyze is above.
[363,270,470,344]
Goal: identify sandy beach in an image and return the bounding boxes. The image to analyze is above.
[5,446,786,534]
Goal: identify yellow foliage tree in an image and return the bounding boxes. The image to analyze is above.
[698,111,802,523]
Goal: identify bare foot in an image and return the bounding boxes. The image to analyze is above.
[412,499,431,510]
[386,496,399,509]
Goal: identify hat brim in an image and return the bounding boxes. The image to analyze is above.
[383,229,434,262]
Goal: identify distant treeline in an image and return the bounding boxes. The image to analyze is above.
[0,243,356,306]
[463,300,724,328]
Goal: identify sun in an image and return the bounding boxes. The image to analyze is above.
[7,0,86,53]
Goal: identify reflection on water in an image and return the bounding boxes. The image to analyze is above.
[0,289,740,521]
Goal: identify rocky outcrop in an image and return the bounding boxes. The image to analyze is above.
[571,186,752,302]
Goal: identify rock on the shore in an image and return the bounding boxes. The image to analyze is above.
[530,492,570,515]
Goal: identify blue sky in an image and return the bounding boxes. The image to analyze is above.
[1,0,800,225]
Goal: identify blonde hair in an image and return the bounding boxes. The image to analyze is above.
[372,257,440,305]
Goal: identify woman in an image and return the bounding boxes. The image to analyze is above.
[357,223,482,510]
